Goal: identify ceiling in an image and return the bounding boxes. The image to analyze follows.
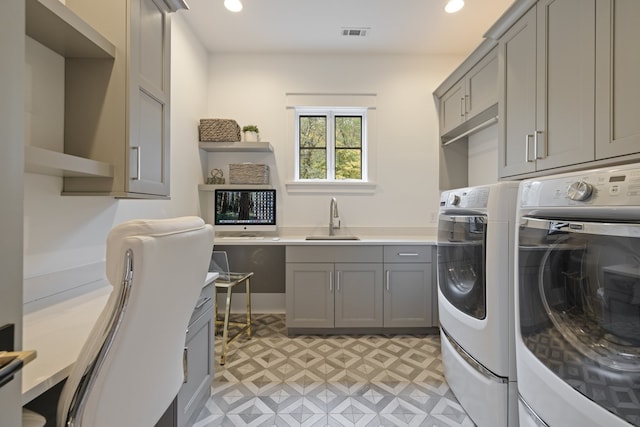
[180,0,514,56]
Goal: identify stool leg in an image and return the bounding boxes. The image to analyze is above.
[245,278,252,338]
[221,288,233,365]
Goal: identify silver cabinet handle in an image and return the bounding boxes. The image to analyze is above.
[460,97,465,118]
[525,134,534,163]
[386,270,390,292]
[194,296,212,310]
[397,252,419,257]
[534,130,544,159]
[329,271,333,293]
[337,271,341,292]
[183,347,188,383]
[131,146,141,180]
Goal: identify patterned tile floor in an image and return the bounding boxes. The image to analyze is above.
[194,314,474,427]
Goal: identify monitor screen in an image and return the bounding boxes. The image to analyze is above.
[214,189,276,232]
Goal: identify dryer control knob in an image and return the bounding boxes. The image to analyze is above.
[567,181,593,201]
[447,193,461,206]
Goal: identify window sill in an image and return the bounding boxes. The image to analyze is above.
[285,181,377,194]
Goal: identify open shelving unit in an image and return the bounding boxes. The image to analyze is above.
[24,0,116,178]
[198,141,273,152]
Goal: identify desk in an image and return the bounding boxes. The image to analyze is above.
[21,272,218,405]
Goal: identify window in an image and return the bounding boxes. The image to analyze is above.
[295,108,367,181]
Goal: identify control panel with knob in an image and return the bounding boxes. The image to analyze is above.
[447,193,461,206]
[567,181,594,201]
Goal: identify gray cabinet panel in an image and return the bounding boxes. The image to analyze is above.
[440,82,466,136]
[535,0,595,172]
[384,263,432,328]
[466,49,498,121]
[383,245,431,263]
[499,0,596,178]
[498,6,538,177]
[285,245,382,263]
[335,264,383,328]
[595,0,640,159]
[286,263,334,328]
[177,282,214,427]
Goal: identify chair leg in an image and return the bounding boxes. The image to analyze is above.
[221,288,233,365]
[245,278,252,338]
[213,287,219,335]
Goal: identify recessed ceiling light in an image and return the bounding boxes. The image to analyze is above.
[445,0,464,13]
[224,0,242,12]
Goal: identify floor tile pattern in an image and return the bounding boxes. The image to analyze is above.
[194,314,474,427]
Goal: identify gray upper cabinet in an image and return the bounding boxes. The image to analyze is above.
[439,47,498,138]
[62,0,171,197]
[595,0,640,160]
[499,0,596,178]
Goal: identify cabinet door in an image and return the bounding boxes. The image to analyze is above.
[595,0,640,159]
[439,81,465,136]
[334,263,383,328]
[384,263,432,328]
[178,307,213,427]
[286,263,334,328]
[128,0,170,196]
[535,0,595,171]
[466,48,498,121]
[498,6,537,177]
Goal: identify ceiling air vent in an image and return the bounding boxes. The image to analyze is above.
[341,27,369,37]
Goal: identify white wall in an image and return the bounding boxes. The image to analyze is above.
[205,53,463,231]
[467,123,499,186]
[23,13,209,280]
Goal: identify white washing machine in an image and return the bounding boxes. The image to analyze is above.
[437,182,520,427]
[515,163,640,426]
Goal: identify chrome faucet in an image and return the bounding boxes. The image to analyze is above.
[329,197,340,236]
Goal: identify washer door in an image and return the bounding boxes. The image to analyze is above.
[437,214,487,320]
[518,217,640,425]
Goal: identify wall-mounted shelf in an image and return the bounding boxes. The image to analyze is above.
[198,141,273,152]
[198,184,272,192]
[25,0,116,59]
[25,146,113,178]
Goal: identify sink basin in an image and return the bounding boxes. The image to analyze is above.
[305,235,360,241]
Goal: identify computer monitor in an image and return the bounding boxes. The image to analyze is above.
[214,189,276,233]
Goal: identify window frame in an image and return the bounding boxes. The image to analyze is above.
[294,107,368,182]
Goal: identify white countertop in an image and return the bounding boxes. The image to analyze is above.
[215,228,437,245]
[22,272,218,404]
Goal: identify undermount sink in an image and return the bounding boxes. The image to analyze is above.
[305,235,360,241]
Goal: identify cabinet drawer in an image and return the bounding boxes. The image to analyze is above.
[189,283,214,325]
[286,245,382,263]
[383,245,431,263]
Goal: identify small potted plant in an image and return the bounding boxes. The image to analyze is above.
[242,125,260,142]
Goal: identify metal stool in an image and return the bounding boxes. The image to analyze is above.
[214,272,253,365]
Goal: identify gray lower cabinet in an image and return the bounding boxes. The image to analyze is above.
[383,246,433,328]
[285,261,383,329]
[286,262,335,328]
[177,283,214,427]
[286,245,433,331]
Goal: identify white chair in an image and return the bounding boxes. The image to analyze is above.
[23,216,214,427]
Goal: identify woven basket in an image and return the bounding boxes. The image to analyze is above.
[198,119,241,142]
[229,163,270,184]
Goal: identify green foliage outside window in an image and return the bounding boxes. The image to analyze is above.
[298,114,363,180]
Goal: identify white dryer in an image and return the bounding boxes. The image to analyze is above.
[515,164,640,426]
[437,182,520,427]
